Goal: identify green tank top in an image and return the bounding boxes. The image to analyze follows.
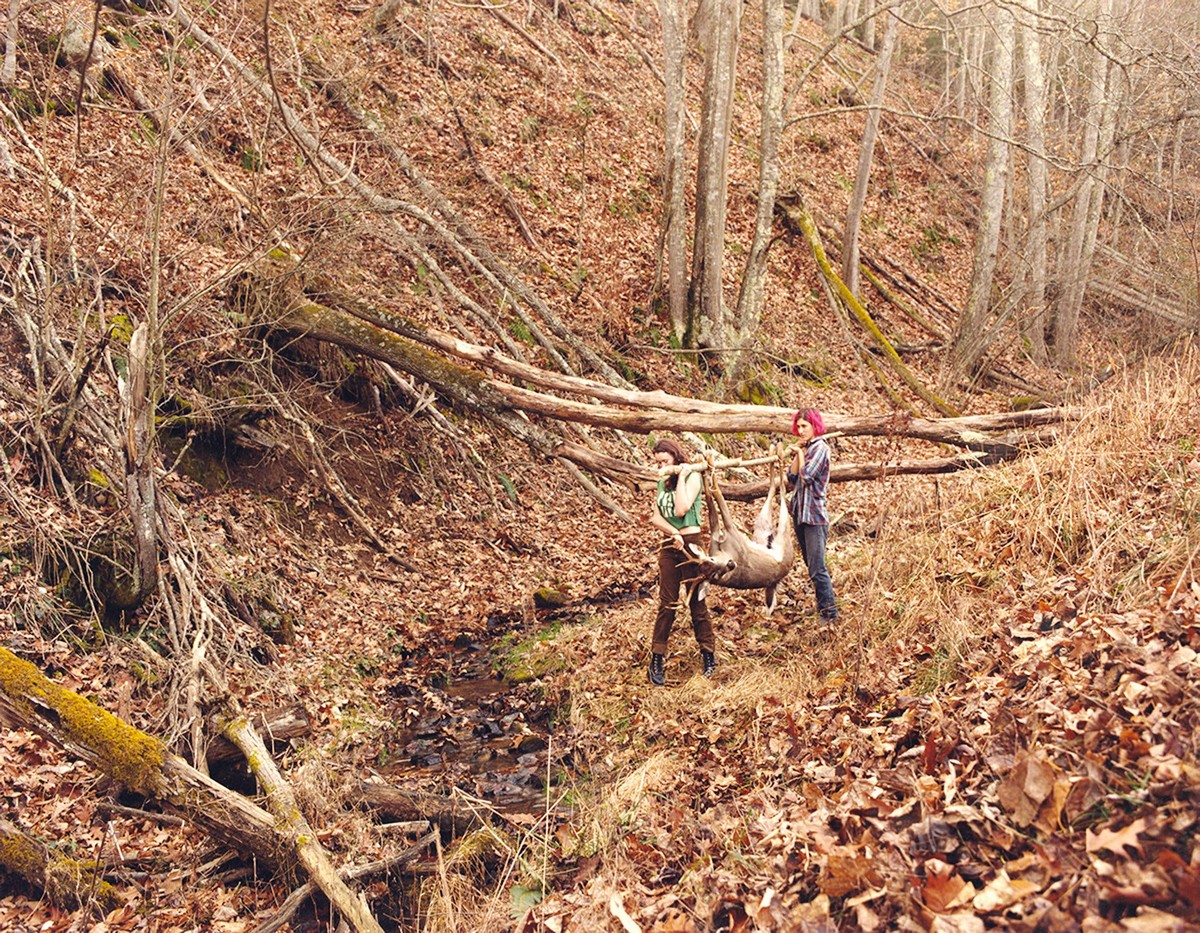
[656,476,703,529]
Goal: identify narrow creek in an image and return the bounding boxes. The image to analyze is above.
[376,582,647,820]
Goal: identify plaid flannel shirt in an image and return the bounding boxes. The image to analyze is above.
[787,437,830,526]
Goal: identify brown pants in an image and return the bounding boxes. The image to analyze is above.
[652,532,715,655]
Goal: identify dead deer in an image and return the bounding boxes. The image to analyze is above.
[687,448,796,615]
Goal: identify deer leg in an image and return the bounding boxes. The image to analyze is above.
[775,454,790,543]
[709,473,742,545]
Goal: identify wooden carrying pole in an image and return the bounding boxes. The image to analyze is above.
[658,435,844,475]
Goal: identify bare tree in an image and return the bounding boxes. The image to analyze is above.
[841,7,899,298]
[732,0,786,356]
[1053,0,1117,367]
[658,0,689,339]
[2,0,18,86]
[952,2,1015,376]
[687,0,742,350]
[1016,0,1050,364]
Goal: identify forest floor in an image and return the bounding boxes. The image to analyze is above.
[1,0,1199,931]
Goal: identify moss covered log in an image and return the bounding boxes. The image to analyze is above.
[782,200,962,418]
[0,648,164,793]
[0,648,290,874]
[0,817,123,915]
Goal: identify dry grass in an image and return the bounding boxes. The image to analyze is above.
[529,341,1200,926]
[835,340,1200,662]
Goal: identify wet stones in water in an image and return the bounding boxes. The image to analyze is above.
[474,719,505,739]
[514,735,546,754]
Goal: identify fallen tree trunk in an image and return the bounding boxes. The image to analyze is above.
[255,834,438,933]
[205,704,312,765]
[0,816,123,915]
[238,272,1072,461]
[355,782,486,838]
[0,647,285,869]
[220,714,384,933]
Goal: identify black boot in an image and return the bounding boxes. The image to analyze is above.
[701,649,717,678]
[648,653,666,687]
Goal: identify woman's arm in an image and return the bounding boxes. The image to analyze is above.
[649,507,684,548]
[672,468,702,517]
[789,444,806,482]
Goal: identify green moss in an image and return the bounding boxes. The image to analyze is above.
[532,587,568,609]
[0,826,122,913]
[0,648,164,794]
[0,830,48,878]
[45,856,123,913]
[493,624,567,684]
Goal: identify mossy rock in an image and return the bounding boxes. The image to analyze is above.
[532,587,569,609]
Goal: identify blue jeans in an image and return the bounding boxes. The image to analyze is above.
[796,523,837,620]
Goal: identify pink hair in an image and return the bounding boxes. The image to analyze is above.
[791,408,826,437]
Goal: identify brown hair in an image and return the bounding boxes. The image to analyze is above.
[652,438,689,491]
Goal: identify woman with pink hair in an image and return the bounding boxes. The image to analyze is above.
[787,408,838,622]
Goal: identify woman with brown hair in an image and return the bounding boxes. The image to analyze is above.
[647,438,716,686]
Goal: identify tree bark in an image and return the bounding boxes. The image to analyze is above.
[1053,0,1112,367]
[355,782,486,838]
[1018,0,1050,364]
[952,4,1015,375]
[733,0,785,351]
[112,321,158,611]
[840,8,897,298]
[2,0,18,86]
[687,0,741,349]
[658,0,688,339]
[206,704,312,765]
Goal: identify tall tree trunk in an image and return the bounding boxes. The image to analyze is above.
[952,4,1015,375]
[659,0,688,340]
[2,0,18,86]
[1018,0,1050,364]
[1052,0,1113,367]
[840,8,898,298]
[687,0,741,350]
[861,0,876,49]
[732,0,785,354]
